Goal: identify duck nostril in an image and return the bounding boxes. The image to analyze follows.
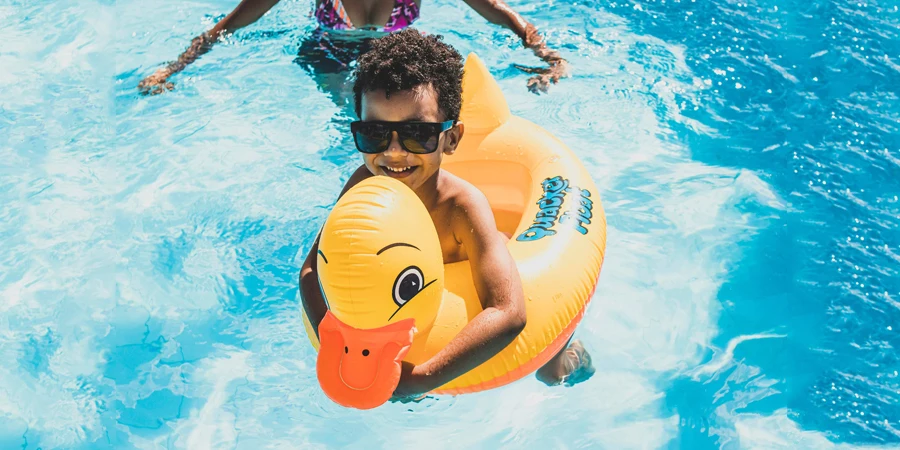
[362,349,370,357]
[344,346,348,354]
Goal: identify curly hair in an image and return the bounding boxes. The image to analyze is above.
[353,28,464,121]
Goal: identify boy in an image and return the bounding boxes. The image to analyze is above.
[299,29,592,399]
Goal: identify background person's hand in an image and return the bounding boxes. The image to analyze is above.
[137,32,217,95]
[516,58,570,94]
[519,24,570,94]
[138,67,175,95]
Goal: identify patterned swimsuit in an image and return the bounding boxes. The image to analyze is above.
[299,0,419,76]
[314,0,420,32]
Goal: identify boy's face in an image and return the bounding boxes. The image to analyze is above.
[359,84,463,193]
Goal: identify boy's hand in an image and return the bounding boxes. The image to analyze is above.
[391,362,432,401]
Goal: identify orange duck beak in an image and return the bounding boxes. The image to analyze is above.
[316,311,416,409]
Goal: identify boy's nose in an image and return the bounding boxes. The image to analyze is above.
[382,131,407,156]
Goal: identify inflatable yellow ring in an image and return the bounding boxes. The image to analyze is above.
[303,53,607,409]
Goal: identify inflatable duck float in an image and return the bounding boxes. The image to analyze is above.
[302,53,607,409]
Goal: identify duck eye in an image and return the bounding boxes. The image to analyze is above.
[392,266,424,307]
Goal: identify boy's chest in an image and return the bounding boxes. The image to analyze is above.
[429,209,468,264]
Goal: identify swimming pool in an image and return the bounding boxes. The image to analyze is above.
[2,0,898,447]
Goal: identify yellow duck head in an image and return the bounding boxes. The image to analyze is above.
[315,176,444,409]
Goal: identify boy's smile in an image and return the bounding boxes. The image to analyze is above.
[382,164,416,178]
[359,84,463,193]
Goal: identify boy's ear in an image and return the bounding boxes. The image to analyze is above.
[443,122,465,155]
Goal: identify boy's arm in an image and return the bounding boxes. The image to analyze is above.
[394,189,526,397]
[299,165,372,338]
[138,0,281,94]
[299,234,328,339]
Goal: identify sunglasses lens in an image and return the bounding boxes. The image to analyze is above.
[399,124,440,154]
[354,123,390,154]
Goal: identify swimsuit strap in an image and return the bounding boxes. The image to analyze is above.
[382,0,419,33]
[315,0,354,30]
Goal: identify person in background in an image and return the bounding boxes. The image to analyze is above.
[137,0,569,96]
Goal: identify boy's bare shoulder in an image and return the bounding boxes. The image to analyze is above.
[442,171,495,226]
[338,165,373,198]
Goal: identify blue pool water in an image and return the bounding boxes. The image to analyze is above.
[2,0,899,447]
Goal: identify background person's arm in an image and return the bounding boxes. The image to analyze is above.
[138,0,282,94]
[461,0,569,93]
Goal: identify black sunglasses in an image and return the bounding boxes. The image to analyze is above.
[350,120,455,154]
